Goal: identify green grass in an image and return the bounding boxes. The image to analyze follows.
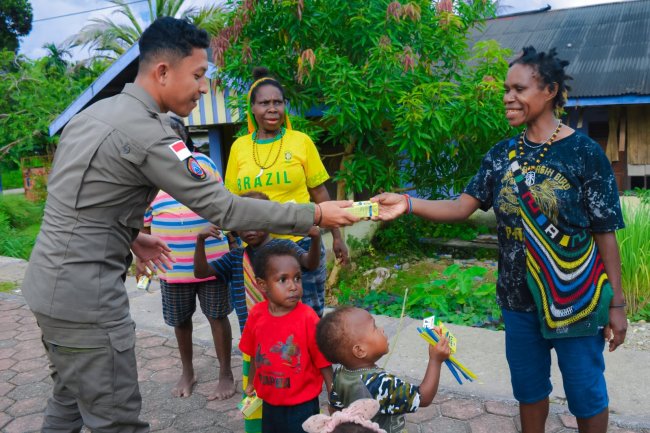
[0,194,44,259]
[333,250,502,329]
[617,201,650,320]
[1,169,24,190]
[0,281,18,293]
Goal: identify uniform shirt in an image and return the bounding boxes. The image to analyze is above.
[239,301,330,406]
[209,239,307,333]
[224,129,329,241]
[464,132,624,312]
[22,83,316,324]
[330,366,420,433]
[144,152,229,283]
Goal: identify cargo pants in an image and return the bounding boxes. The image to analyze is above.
[35,313,149,433]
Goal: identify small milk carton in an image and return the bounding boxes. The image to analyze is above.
[346,201,379,219]
[238,394,263,418]
[423,315,457,354]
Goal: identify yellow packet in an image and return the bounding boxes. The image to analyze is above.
[238,394,263,418]
[346,201,379,219]
[136,275,151,291]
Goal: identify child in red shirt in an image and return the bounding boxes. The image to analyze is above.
[239,242,332,433]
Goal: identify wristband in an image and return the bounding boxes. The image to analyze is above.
[402,194,413,214]
[315,203,323,226]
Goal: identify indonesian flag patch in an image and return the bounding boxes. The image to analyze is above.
[169,140,191,161]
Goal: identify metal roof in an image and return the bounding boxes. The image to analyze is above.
[475,0,650,99]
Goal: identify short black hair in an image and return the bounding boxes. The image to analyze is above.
[253,242,300,280]
[316,306,356,364]
[510,46,572,110]
[332,423,378,433]
[241,190,270,201]
[139,17,209,66]
[250,66,285,103]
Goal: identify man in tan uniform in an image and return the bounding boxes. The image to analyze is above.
[22,17,357,432]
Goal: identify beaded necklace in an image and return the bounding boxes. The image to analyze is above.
[341,365,379,374]
[252,129,284,178]
[518,121,562,186]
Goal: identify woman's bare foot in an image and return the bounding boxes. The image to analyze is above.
[172,372,197,398]
[207,371,236,400]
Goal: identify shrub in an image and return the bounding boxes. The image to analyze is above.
[1,168,24,190]
[0,194,44,259]
[617,201,650,320]
[372,214,491,256]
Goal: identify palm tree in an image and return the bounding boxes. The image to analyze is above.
[41,43,71,73]
[67,0,227,60]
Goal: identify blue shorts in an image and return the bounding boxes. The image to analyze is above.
[296,237,326,317]
[502,308,608,418]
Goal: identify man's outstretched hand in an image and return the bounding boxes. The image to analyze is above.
[132,233,175,274]
[317,200,359,228]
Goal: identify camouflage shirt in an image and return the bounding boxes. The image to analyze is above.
[329,366,420,433]
[464,132,624,312]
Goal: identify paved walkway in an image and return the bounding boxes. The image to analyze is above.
[1,255,649,432]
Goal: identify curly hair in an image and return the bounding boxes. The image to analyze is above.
[316,306,357,364]
[510,46,572,110]
[252,242,299,280]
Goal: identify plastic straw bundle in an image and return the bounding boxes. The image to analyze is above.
[417,326,477,385]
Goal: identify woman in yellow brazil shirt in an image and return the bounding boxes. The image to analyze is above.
[224,67,349,319]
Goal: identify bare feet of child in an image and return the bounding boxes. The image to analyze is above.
[208,371,236,400]
[172,372,197,398]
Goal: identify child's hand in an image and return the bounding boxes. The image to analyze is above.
[244,383,255,397]
[428,337,451,364]
[197,224,223,241]
[307,225,321,239]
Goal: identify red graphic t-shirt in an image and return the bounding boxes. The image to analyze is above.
[239,301,330,406]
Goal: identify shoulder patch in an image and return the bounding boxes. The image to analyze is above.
[169,140,191,161]
[187,157,207,180]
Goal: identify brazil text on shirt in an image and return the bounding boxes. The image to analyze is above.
[236,170,292,191]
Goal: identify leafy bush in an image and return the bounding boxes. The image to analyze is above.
[0,194,43,259]
[1,168,24,190]
[617,201,650,321]
[0,194,44,229]
[372,214,491,256]
[335,259,502,330]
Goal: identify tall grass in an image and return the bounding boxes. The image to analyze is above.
[617,201,650,318]
[0,194,44,259]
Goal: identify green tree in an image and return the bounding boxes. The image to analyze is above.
[0,50,107,166]
[214,0,514,199]
[68,0,227,60]
[0,0,33,52]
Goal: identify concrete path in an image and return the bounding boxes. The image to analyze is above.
[1,256,649,432]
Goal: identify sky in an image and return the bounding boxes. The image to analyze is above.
[19,0,633,60]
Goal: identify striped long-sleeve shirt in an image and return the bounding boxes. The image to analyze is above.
[144,152,230,283]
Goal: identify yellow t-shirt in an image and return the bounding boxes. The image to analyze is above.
[225,129,329,240]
